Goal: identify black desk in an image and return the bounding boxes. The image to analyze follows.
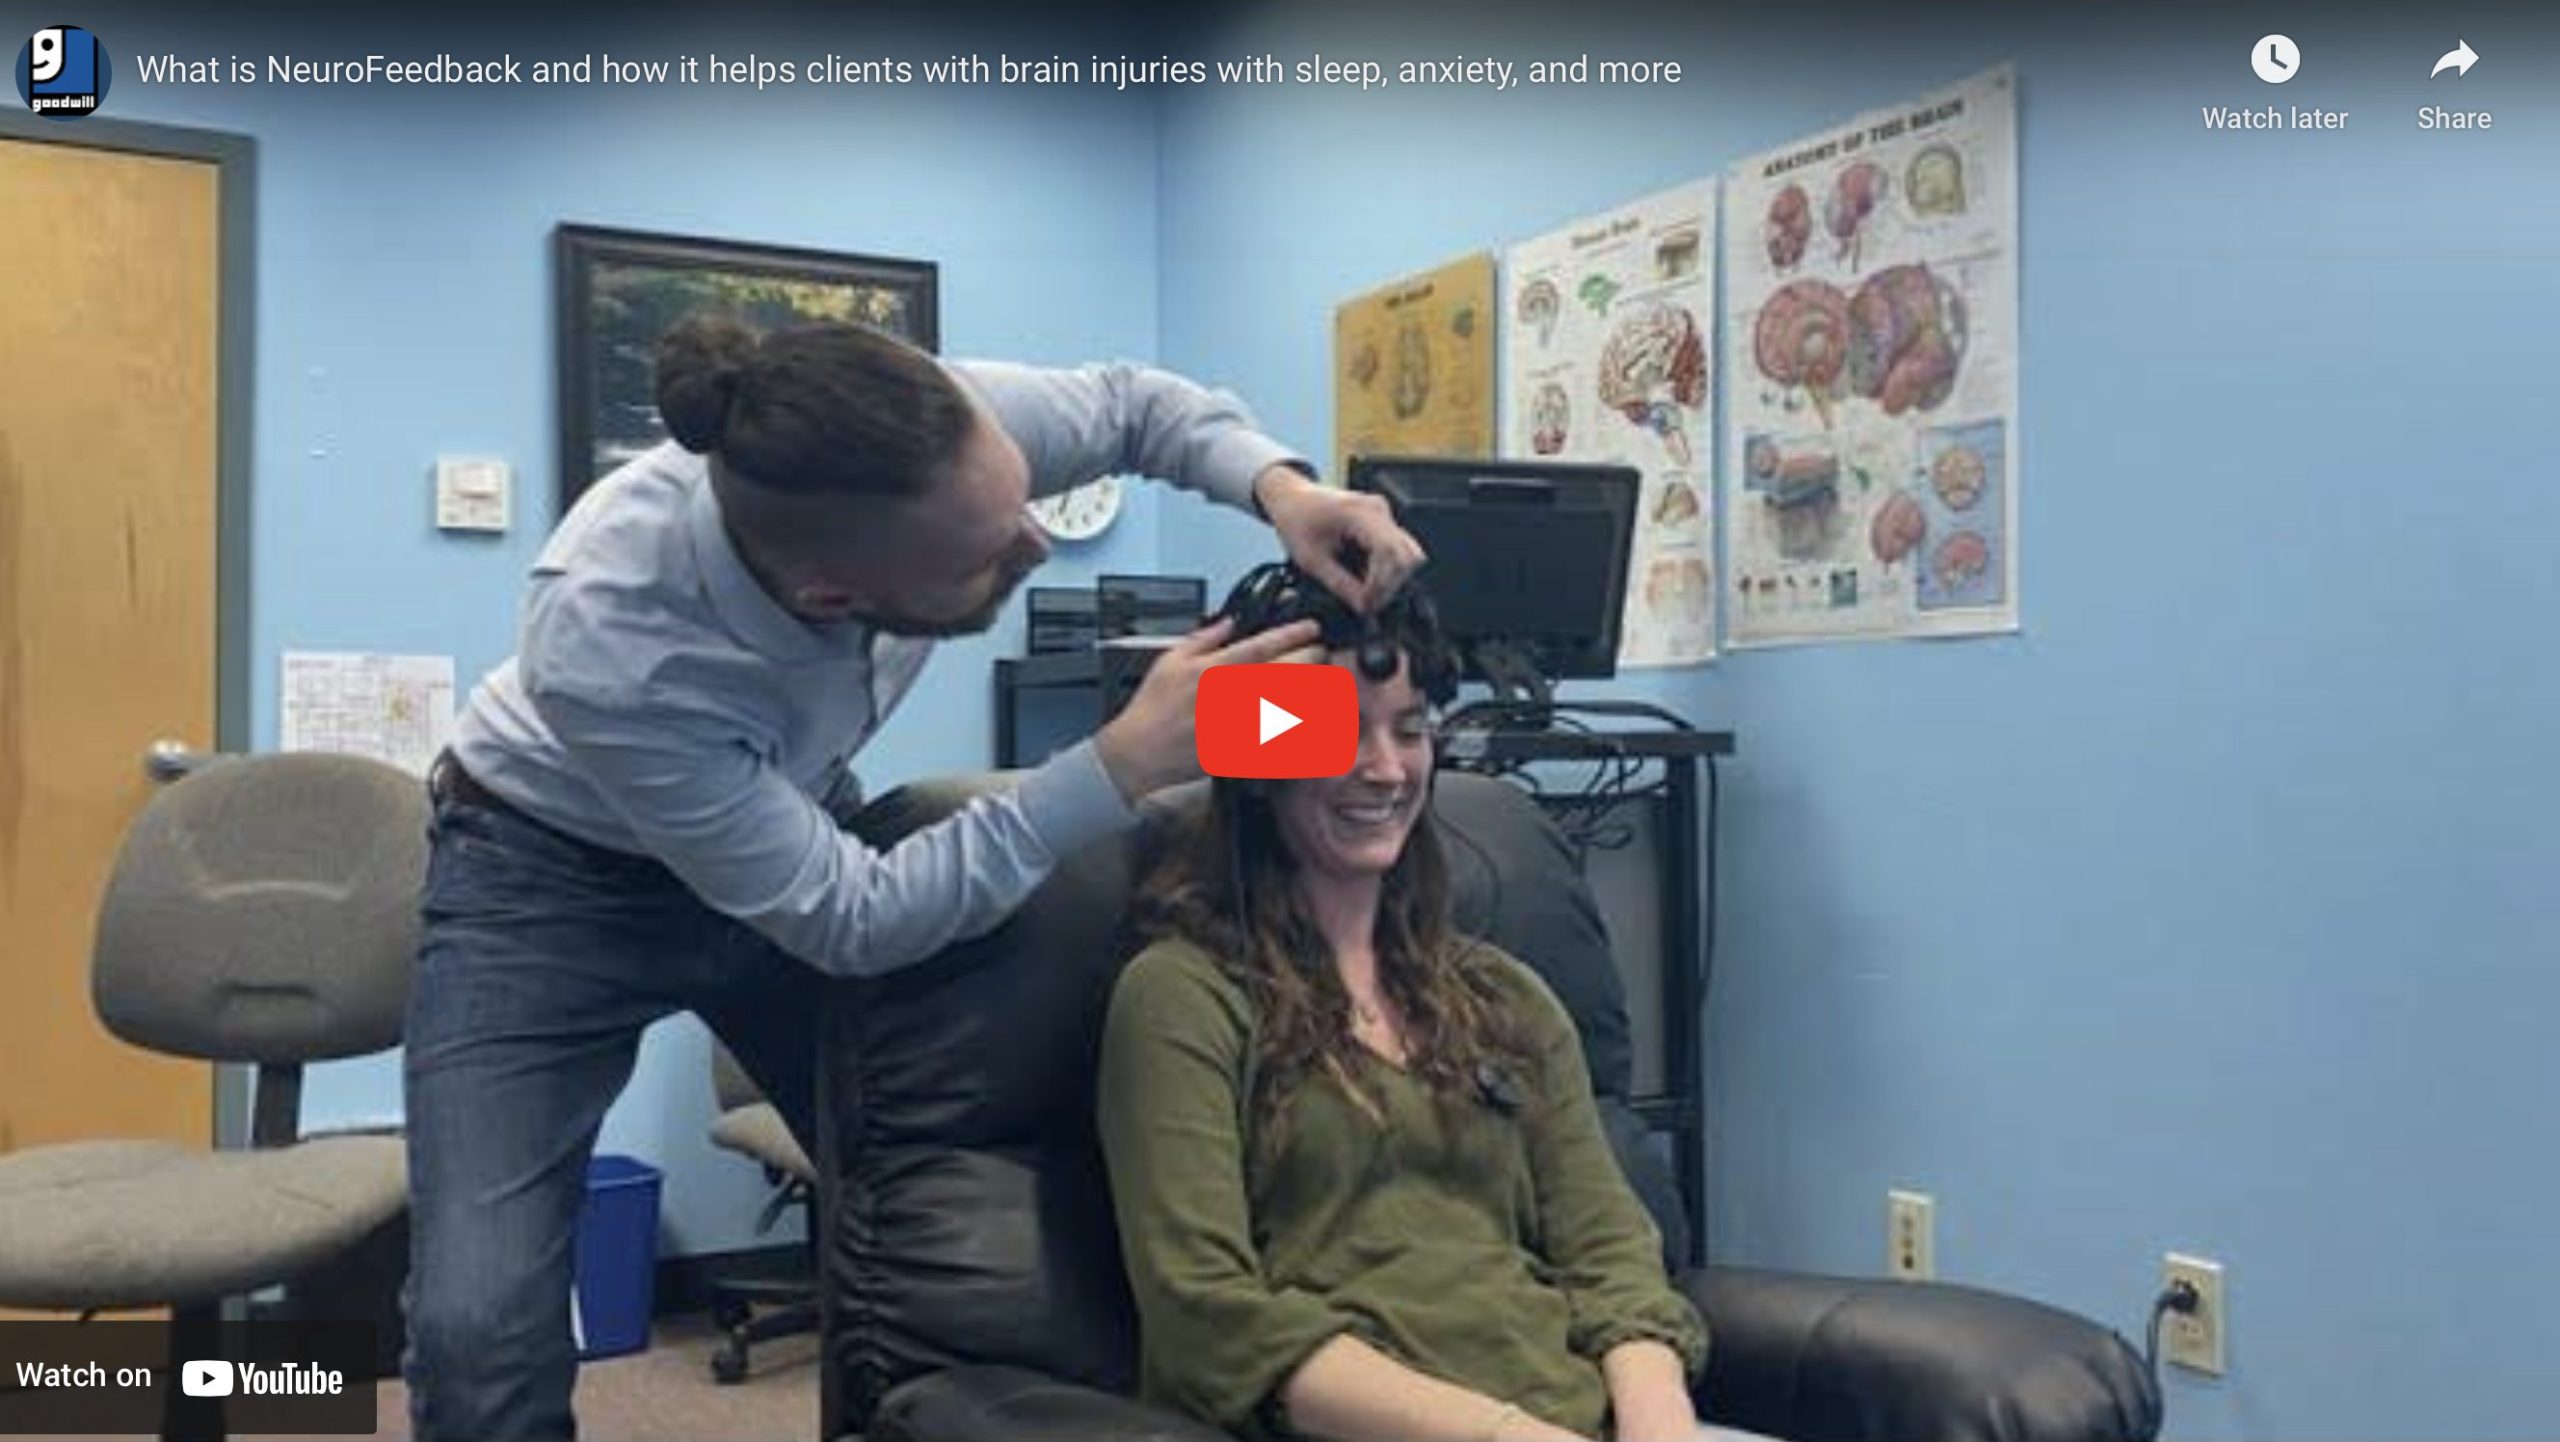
[1443,724,1734,1268]
[993,648,1159,769]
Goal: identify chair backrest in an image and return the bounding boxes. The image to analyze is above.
[90,752,427,1064]
[819,770,1677,1431]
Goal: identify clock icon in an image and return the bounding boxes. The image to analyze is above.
[2251,34,2300,84]
[1027,475,1125,541]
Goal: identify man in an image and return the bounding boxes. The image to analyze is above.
[403,314,1424,1439]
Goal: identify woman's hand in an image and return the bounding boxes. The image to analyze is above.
[1280,1335,1596,1442]
[1607,1397,1699,1442]
[1600,1340,1698,1442]
[1489,1403,1596,1442]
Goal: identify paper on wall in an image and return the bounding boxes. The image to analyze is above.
[280,651,456,777]
[1723,66,2021,646]
[1334,252,1500,482]
[1503,180,1718,666]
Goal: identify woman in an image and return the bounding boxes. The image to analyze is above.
[1099,582,1744,1442]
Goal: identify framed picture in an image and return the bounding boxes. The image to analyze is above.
[554,223,939,511]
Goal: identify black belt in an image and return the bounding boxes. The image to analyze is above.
[427,750,516,817]
[425,751,656,866]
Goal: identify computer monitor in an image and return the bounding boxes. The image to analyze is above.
[1346,455,1640,702]
[1096,574,1207,640]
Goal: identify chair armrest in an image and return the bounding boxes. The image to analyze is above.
[869,1365,1232,1442]
[1686,1266,2161,1442]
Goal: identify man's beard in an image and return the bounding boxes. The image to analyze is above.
[865,596,1005,640]
[860,558,1035,639]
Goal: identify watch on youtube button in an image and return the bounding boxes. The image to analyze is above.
[1198,664,1357,779]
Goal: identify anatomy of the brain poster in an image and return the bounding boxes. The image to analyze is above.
[1725,66,2018,646]
[1504,181,1717,666]
[1335,252,1498,484]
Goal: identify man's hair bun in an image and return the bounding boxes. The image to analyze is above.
[655,313,759,454]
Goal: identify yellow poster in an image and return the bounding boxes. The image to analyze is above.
[1332,253,1496,481]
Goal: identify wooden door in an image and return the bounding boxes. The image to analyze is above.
[0,131,226,1153]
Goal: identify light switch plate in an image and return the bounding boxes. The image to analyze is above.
[436,456,511,532]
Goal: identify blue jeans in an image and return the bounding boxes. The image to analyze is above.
[401,790,824,1441]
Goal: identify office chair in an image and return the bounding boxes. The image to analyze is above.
[703,1039,819,1384]
[813,772,2159,1442]
[0,752,423,1441]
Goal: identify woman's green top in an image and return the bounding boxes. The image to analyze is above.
[1097,937,1707,1439]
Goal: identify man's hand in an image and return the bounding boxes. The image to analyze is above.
[1254,465,1427,614]
[1092,616,1323,802]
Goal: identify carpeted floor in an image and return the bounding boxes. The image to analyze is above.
[267,1312,821,1442]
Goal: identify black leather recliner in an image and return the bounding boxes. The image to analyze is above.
[817,772,2161,1442]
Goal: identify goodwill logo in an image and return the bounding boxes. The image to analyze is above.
[18,25,109,116]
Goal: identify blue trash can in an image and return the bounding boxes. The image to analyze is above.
[573,1154,662,1359]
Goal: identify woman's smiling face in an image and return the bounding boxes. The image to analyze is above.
[1271,652,1433,883]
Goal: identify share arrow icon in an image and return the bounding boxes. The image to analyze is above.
[2431,40,2479,78]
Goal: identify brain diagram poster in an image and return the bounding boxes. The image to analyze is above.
[1725,66,2019,646]
[1335,253,1497,484]
[1504,181,1717,666]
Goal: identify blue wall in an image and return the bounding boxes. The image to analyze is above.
[1156,4,2558,1439]
[61,1,2560,1434]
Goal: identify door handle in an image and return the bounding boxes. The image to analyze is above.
[144,739,226,784]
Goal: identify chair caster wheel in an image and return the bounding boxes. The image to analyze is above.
[711,1346,748,1385]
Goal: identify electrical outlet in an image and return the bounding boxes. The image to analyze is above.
[2163,1253,2226,1376]
[1887,1189,1935,1280]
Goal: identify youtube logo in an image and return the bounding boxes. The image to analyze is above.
[1198,664,1356,779]
[182,1360,234,1397]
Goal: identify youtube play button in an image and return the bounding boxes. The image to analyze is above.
[1198,664,1356,779]
[181,1360,234,1397]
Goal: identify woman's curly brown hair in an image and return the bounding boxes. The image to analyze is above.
[1132,585,1537,1164]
